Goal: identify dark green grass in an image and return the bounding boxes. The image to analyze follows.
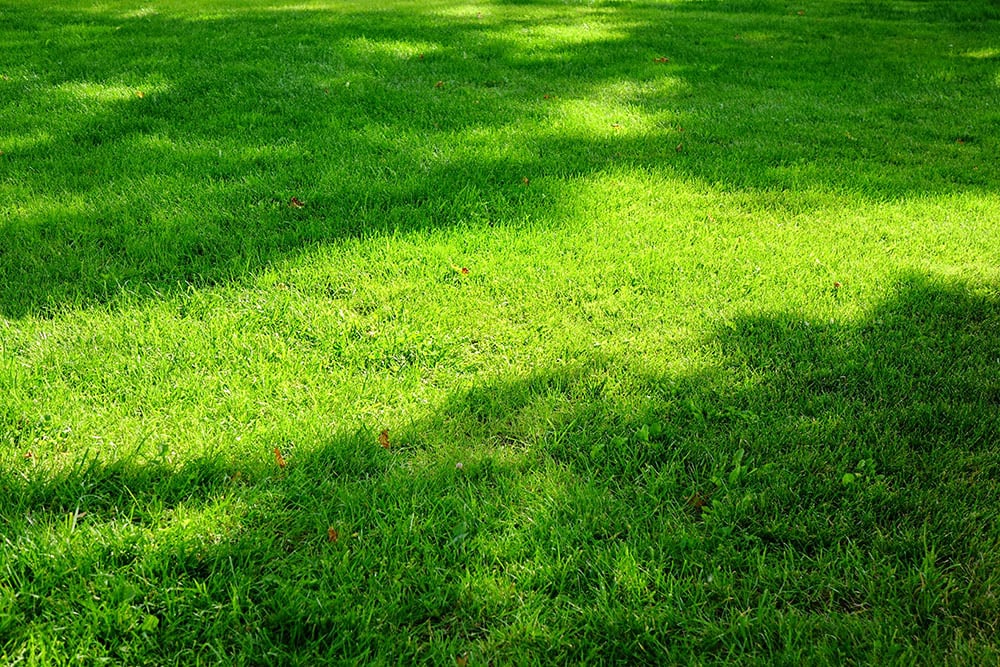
[2,0,996,317]
[2,0,1000,664]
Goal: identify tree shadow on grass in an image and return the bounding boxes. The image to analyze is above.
[1,0,997,317]
[3,273,999,662]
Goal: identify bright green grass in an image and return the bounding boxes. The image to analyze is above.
[2,0,1000,663]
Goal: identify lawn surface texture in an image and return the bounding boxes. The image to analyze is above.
[2,0,1000,664]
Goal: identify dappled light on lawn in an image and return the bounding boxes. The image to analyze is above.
[2,0,999,662]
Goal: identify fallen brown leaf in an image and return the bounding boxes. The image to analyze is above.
[686,491,709,518]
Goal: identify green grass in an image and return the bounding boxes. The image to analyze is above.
[2,0,1000,663]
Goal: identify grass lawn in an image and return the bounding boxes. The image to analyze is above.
[2,0,1000,663]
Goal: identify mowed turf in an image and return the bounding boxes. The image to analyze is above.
[2,0,999,663]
